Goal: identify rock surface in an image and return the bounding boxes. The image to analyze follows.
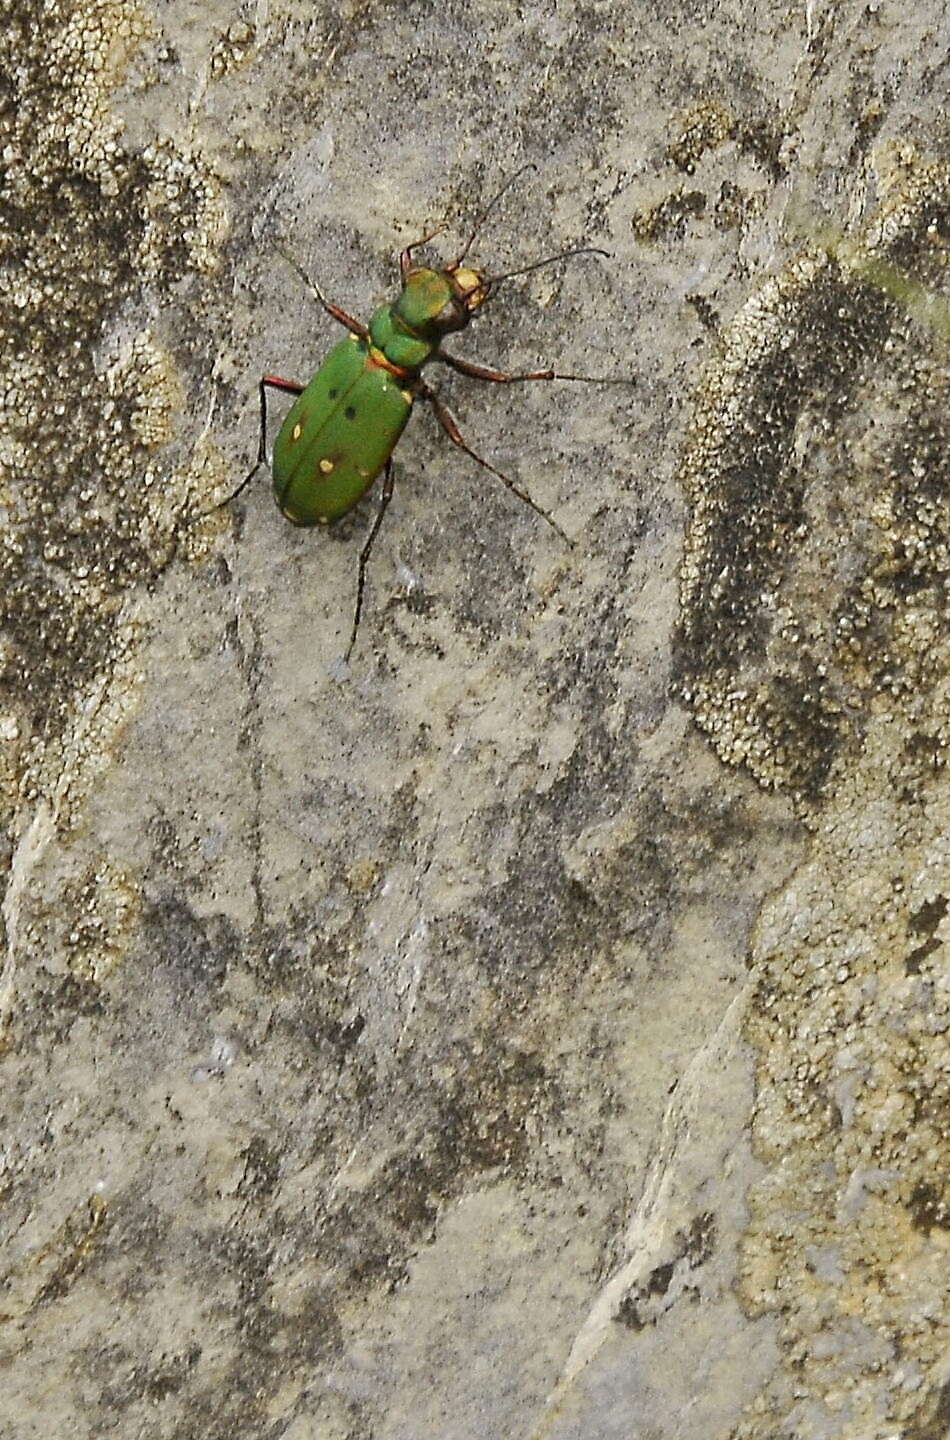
[1,1,946,1436]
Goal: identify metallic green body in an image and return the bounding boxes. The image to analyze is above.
[367,306,431,371]
[272,265,487,526]
[273,334,413,525]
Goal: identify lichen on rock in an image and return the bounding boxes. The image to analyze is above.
[677,147,950,1438]
[0,0,225,1021]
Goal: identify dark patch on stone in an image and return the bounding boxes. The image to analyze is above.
[907,1181,948,1235]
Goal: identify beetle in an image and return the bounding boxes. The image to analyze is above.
[238,173,613,658]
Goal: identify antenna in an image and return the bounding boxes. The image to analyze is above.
[452,162,537,267]
[485,246,610,286]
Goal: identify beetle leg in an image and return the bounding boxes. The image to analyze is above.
[400,222,449,280]
[218,375,305,510]
[346,460,395,661]
[438,351,620,385]
[417,381,572,546]
[277,250,368,338]
[257,376,305,451]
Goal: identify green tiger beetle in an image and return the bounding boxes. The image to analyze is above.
[237,170,617,659]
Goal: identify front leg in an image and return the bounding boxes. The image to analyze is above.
[277,249,368,339]
[399,220,449,280]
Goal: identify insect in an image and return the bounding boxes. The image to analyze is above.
[238,171,614,658]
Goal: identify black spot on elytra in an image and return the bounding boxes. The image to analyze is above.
[344,405,357,420]
[327,388,338,399]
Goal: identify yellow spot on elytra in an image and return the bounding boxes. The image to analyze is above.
[401,390,413,404]
[319,458,334,473]
[317,515,329,524]
[292,423,302,441]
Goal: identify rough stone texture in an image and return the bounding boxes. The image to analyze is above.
[675,146,950,1440]
[0,1,946,1437]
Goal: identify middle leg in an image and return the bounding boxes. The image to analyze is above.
[439,352,627,385]
[417,381,572,546]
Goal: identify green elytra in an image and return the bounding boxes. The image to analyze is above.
[237,176,614,659]
[271,262,498,527]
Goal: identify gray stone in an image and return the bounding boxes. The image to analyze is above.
[1,1,947,1436]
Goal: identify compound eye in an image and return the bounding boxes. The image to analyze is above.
[435,298,466,331]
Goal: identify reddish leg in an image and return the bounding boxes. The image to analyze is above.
[221,374,305,509]
[416,381,572,546]
[227,251,371,513]
[400,223,448,281]
[439,351,626,385]
[277,249,368,339]
[347,459,395,661]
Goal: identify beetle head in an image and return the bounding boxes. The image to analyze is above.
[397,265,489,338]
[445,264,491,319]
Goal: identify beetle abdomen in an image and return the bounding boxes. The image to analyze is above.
[273,336,413,526]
